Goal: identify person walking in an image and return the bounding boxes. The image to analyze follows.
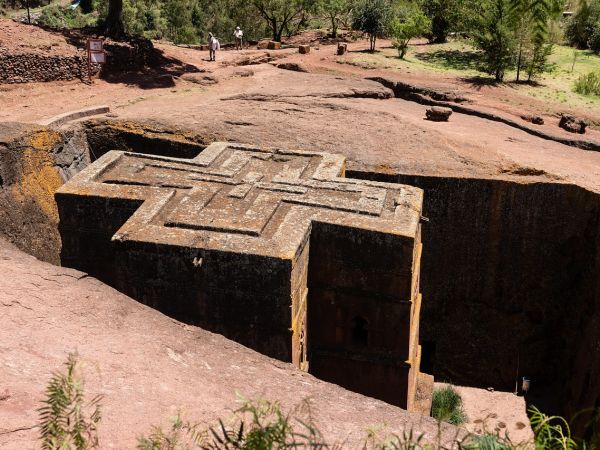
[234,26,243,50]
[208,32,220,61]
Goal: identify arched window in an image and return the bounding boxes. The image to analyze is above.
[351,316,369,347]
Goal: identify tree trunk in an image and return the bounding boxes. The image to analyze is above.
[80,0,93,14]
[516,41,523,82]
[331,16,337,38]
[105,0,125,38]
[399,40,408,59]
[496,68,503,82]
[369,35,376,51]
[271,18,280,41]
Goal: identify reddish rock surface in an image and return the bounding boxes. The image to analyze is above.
[0,239,458,449]
[435,383,533,444]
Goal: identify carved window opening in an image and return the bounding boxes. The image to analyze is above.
[351,316,369,347]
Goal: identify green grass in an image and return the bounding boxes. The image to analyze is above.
[431,385,467,426]
[344,39,600,118]
[574,71,600,96]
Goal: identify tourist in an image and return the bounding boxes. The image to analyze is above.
[208,32,220,61]
[234,26,243,50]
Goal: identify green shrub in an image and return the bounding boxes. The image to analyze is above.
[38,353,102,450]
[431,386,467,425]
[590,26,600,53]
[574,71,600,96]
[38,5,95,28]
[530,405,578,450]
[137,398,328,449]
[565,1,600,51]
[390,6,431,59]
[363,428,427,450]
[459,432,519,450]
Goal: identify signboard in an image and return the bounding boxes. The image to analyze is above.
[89,52,106,64]
[86,38,106,83]
[88,39,104,52]
[87,39,106,64]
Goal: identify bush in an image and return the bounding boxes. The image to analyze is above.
[590,26,600,52]
[530,405,578,450]
[460,432,517,450]
[390,6,431,59]
[574,71,600,96]
[38,353,102,450]
[38,5,95,28]
[137,398,328,449]
[565,0,600,51]
[431,385,467,425]
[32,354,600,450]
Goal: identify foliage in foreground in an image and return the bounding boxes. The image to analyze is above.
[38,352,102,450]
[574,71,600,96]
[137,398,328,450]
[38,354,600,450]
[431,386,467,426]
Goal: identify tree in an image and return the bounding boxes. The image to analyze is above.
[390,5,431,58]
[509,0,562,80]
[566,0,600,50]
[320,0,350,38]
[474,0,517,81]
[526,41,553,80]
[105,0,125,37]
[421,0,454,43]
[352,0,392,51]
[163,0,197,43]
[252,0,319,41]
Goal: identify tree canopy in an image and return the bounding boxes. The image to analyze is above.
[352,0,393,51]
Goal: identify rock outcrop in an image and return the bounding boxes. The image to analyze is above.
[559,114,588,134]
[0,239,458,449]
[425,106,453,122]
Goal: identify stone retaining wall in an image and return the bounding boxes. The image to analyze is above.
[0,53,99,83]
[0,37,154,84]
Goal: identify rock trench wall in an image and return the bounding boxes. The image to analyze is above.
[2,121,599,427]
[348,170,600,425]
[0,123,90,264]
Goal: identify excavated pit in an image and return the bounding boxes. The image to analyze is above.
[348,170,600,427]
[1,120,598,430]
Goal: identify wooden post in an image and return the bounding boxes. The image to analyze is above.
[25,0,31,24]
[87,40,92,84]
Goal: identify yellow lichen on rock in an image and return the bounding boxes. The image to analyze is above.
[12,129,63,222]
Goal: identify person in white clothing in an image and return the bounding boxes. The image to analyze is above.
[234,26,243,50]
[208,32,220,61]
